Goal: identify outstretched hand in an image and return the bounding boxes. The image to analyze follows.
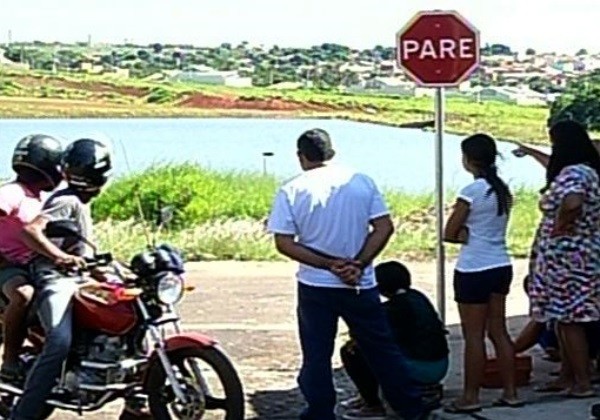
[330,259,363,286]
[511,143,530,158]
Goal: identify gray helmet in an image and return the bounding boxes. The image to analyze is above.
[12,134,64,187]
[62,139,112,191]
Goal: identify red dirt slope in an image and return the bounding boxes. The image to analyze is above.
[179,93,335,112]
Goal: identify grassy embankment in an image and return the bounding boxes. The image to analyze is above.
[0,70,554,144]
[1,70,545,261]
[92,164,540,262]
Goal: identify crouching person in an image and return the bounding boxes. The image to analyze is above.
[340,261,449,420]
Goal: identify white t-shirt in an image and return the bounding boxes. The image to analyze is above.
[455,178,511,272]
[267,164,389,289]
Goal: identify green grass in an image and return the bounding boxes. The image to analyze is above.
[92,164,542,262]
[0,69,558,143]
[93,163,279,227]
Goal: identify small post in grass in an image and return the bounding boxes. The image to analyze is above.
[262,152,274,175]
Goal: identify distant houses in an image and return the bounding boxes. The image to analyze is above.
[4,42,600,101]
[166,67,252,87]
[345,76,552,106]
[471,86,549,106]
[347,77,415,95]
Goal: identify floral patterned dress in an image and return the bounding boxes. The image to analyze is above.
[529,164,600,323]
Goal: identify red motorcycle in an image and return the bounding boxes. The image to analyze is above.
[0,218,245,419]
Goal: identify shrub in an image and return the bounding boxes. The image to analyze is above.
[146,87,177,104]
[93,163,279,227]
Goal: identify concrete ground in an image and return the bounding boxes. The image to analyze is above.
[32,259,598,419]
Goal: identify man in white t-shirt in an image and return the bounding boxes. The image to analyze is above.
[267,128,424,420]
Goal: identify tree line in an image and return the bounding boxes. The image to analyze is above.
[548,69,600,131]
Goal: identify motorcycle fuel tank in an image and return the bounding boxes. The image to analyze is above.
[73,284,138,335]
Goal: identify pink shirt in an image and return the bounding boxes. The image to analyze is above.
[0,182,42,265]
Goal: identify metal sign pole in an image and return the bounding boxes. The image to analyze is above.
[435,87,446,324]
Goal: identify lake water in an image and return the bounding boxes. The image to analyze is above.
[0,118,547,193]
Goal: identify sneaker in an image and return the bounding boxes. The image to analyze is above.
[0,363,24,384]
[342,405,387,420]
[340,396,366,409]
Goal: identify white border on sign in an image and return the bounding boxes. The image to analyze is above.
[395,9,481,87]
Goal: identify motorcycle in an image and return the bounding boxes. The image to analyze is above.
[0,211,245,419]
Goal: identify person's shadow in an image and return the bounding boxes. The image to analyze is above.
[248,368,356,419]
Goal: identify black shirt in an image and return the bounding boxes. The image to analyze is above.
[384,289,449,361]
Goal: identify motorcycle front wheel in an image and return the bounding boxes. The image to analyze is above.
[145,346,244,420]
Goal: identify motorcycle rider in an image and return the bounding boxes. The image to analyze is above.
[10,138,150,420]
[0,135,63,383]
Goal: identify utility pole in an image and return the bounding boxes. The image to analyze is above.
[7,29,12,46]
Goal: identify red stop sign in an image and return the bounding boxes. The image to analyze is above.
[396,10,480,86]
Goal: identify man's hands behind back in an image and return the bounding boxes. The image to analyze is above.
[330,259,363,286]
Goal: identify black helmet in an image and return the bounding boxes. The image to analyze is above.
[62,139,112,191]
[130,244,185,277]
[12,134,63,187]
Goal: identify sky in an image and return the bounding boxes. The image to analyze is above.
[1,0,598,54]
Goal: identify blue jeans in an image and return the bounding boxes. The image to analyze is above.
[11,270,80,420]
[296,283,422,420]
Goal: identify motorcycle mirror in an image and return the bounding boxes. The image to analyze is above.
[45,220,82,239]
[150,205,174,249]
[156,206,174,228]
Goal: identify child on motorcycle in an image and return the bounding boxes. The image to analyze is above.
[10,138,151,420]
[10,137,107,420]
[0,134,63,382]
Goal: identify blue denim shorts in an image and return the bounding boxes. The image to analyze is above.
[453,265,513,304]
[0,265,29,304]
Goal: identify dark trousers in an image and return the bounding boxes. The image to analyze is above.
[340,340,381,406]
[296,283,422,420]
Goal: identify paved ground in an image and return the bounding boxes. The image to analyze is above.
[35,260,599,419]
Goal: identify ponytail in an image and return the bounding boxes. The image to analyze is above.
[481,164,512,216]
[461,133,511,215]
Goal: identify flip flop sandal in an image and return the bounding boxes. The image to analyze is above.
[534,383,568,393]
[0,366,25,384]
[443,401,482,414]
[492,398,525,408]
[567,390,596,399]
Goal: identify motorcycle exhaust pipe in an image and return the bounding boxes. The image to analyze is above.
[0,382,22,395]
[0,383,119,413]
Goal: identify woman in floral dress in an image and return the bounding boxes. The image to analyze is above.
[529,120,600,398]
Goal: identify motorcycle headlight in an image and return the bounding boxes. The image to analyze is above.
[157,274,184,305]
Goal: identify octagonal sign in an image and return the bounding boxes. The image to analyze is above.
[396,10,480,87]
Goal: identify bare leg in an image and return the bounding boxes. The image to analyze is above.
[2,276,33,369]
[486,294,519,402]
[457,303,488,405]
[555,324,573,388]
[537,325,572,392]
[558,322,592,394]
[514,319,544,354]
